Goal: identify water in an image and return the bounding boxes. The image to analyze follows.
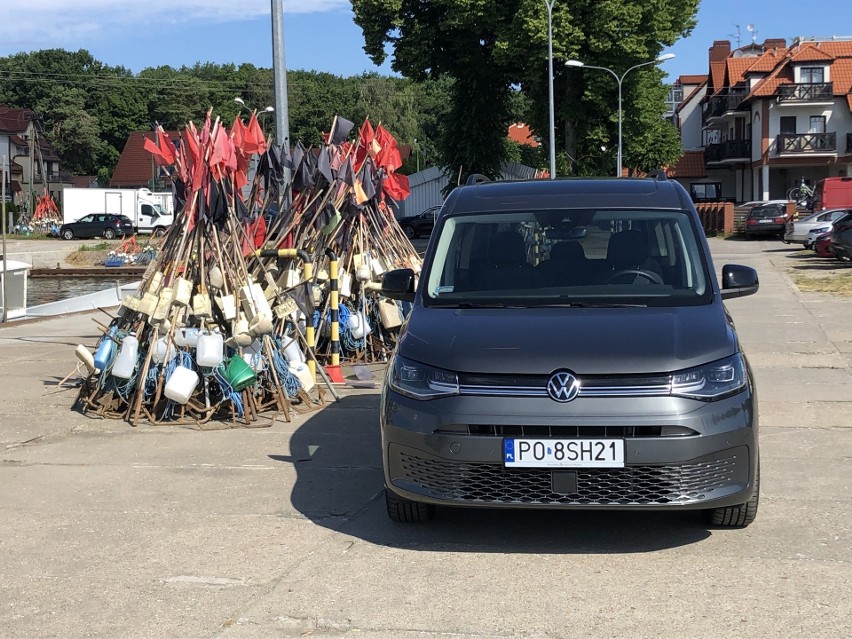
[28,276,138,307]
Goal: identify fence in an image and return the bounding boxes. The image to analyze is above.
[695,202,734,235]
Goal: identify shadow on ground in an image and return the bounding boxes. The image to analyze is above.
[272,394,712,554]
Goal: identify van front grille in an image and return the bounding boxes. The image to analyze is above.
[397,452,740,505]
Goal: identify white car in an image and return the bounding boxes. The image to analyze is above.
[784,209,851,246]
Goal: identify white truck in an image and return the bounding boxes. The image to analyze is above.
[61,187,174,236]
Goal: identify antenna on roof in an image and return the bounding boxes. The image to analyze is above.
[729,24,742,48]
[746,23,758,44]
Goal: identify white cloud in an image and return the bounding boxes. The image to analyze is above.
[1,0,350,50]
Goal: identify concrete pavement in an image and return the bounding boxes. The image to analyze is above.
[0,236,850,638]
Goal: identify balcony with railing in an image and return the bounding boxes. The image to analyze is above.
[33,172,63,184]
[776,83,833,103]
[702,91,747,124]
[776,132,836,154]
[704,139,751,163]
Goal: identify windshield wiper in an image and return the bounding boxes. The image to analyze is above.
[536,302,648,308]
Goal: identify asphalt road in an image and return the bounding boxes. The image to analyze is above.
[0,237,850,638]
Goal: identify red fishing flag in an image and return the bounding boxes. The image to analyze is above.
[143,133,170,166]
[382,171,410,201]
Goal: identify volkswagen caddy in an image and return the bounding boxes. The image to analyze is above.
[380,176,760,527]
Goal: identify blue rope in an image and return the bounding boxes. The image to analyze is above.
[213,366,244,418]
[272,337,303,397]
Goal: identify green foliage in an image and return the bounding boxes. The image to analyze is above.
[353,0,699,176]
[0,50,451,181]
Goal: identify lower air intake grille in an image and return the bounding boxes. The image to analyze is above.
[398,452,739,505]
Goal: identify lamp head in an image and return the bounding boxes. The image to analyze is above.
[263,106,275,113]
[234,97,246,106]
[656,53,676,62]
[565,60,585,68]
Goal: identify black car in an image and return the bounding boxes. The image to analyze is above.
[59,214,134,240]
[744,202,789,240]
[397,206,440,239]
[830,211,852,262]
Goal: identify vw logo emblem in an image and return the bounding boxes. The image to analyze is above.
[547,371,581,402]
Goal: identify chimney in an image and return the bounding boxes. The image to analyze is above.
[763,38,787,50]
[709,40,732,63]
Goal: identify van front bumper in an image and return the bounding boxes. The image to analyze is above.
[381,390,758,510]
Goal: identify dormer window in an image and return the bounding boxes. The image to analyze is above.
[800,67,824,84]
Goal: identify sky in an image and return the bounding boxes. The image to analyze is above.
[1,0,851,81]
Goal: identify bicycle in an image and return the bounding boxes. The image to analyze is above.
[786,179,814,207]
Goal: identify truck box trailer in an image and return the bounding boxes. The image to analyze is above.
[61,187,174,235]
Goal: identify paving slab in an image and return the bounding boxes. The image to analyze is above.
[0,236,850,639]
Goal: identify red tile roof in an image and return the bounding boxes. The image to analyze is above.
[815,42,852,58]
[666,151,706,178]
[678,74,708,85]
[709,61,727,93]
[507,122,540,147]
[745,50,787,73]
[832,58,852,94]
[0,106,33,133]
[790,45,834,62]
[726,58,755,86]
[111,130,180,188]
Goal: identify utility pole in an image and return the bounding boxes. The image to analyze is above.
[2,154,8,323]
[27,117,35,218]
[271,0,291,193]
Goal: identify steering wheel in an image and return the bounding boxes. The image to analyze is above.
[605,269,664,285]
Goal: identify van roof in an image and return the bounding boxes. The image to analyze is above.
[446,177,690,213]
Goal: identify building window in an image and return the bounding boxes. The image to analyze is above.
[780,116,796,135]
[689,183,723,203]
[800,67,824,84]
[809,116,826,134]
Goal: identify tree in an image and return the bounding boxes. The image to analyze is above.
[352,0,698,177]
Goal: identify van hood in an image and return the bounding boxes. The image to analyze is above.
[398,304,736,375]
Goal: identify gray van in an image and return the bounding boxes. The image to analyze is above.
[380,176,760,527]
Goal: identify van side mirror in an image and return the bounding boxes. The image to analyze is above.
[721,264,759,299]
[382,268,416,302]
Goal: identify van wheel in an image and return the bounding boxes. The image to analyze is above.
[153,227,166,238]
[385,487,434,523]
[705,461,759,528]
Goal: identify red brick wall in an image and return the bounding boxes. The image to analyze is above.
[695,202,734,234]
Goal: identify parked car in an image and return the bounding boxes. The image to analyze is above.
[830,211,852,262]
[380,175,760,527]
[59,213,134,240]
[397,206,440,239]
[744,202,789,240]
[784,208,851,245]
[813,232,836,259]
[734,199,788,233]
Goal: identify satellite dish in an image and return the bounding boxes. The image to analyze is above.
[746,24,755,32]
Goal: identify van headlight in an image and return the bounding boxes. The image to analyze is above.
[671,354,747,401]
[389,355,459,400]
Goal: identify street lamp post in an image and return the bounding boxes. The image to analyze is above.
[544,0,556,179]
[565,53,675,177]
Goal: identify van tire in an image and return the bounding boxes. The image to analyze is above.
[705,461,759,528]
[385,487,434,523]
[153,227,167,238]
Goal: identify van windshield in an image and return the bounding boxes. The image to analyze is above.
[423,208,712,307]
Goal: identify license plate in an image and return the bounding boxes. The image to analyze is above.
[504,438,624,468]
[758,219,773,224]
